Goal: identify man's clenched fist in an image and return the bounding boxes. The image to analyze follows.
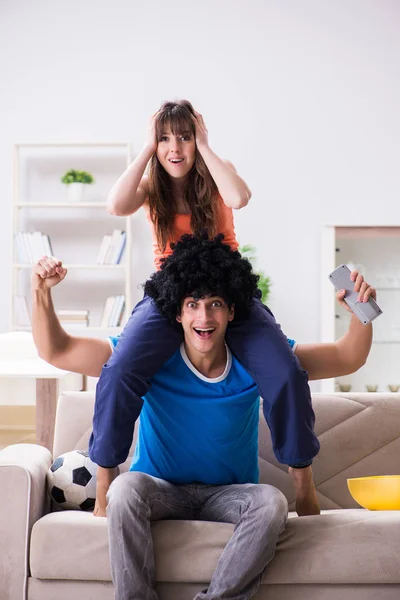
[32,256,67,290]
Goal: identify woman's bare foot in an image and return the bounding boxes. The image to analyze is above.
[289,465,320,516]
[93,499,107,517]
[93,465,120,518]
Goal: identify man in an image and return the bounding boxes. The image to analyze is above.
[32,235,374,600]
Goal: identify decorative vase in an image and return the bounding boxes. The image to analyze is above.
[388,385,400,392]
[67,182,86,203]
[366,385,378,392]
[339,384,352,392]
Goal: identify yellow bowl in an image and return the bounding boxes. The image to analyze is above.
[347,475,400,510]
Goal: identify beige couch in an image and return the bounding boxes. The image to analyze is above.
[1,391,400,600]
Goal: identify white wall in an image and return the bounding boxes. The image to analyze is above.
[1,0,400,356]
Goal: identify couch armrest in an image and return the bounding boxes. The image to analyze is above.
[0,443,52,599]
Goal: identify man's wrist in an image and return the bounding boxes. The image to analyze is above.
[32,287,51,300]
[350,313,371,329]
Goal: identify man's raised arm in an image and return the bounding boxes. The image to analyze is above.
[295,271,374,381]
[32,257,111,376]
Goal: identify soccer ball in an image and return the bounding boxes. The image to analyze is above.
[47,450,97,511]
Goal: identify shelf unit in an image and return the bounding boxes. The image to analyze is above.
[11,142,132,337]
[320,225,400,393]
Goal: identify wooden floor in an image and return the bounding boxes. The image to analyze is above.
[0,406,36,451]
[0,429,36,450]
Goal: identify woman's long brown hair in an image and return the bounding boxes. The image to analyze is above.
[148,100,219,253]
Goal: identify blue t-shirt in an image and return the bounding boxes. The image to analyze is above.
[108,336,296,485]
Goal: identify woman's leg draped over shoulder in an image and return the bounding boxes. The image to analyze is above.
[89,295,183,467]
[226,298,320,466]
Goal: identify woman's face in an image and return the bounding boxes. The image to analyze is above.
[156,123,196,180]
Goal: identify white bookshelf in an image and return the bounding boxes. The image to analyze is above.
[11,142,132,337]
[320,225,400,394]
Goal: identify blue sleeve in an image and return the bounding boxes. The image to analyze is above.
[108,334,121,350]
[287,338,296,349]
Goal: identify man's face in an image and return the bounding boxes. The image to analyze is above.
[176,295,234,355]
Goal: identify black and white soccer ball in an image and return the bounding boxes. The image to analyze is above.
[47,450,97,511]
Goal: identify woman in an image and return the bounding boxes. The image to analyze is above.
[92,100,319,482]
[107,100,249,266]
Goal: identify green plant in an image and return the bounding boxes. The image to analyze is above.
[61,169,94,184]
[239,244,271,304]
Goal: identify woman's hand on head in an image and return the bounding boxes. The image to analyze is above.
[144,112,159,154]
[193,111,209,150]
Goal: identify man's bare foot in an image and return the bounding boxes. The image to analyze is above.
[289,465,320,516]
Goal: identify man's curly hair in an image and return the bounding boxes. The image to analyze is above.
[144,234,262,323]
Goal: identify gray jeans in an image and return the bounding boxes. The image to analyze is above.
[107,472,288,600]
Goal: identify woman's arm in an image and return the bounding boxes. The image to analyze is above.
[106,152,151,216]
[194,113,251,210]
[32,258,111,376]
[106,115,159,216]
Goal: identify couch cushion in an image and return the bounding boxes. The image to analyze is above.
[30,509,400,584]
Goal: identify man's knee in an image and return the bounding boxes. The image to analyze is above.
[251,485,288,525]
[107,471,155,509]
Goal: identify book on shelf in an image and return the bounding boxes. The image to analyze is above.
[101,295,125,328]
[14,295,31,327]
[96,235,111,265]
[57,309,89,329]
[96,230,126,265]
[15,231,53,264]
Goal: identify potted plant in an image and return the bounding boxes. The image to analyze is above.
[239,244,271,304]
[61,169,95,202]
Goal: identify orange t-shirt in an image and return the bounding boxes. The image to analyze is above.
[147,197,239,270]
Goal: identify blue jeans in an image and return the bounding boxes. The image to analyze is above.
[107,472,288,600]
[89,296,320,467]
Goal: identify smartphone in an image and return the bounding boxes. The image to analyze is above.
[329,264,383,325]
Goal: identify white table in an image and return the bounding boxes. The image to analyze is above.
[0,358,83,453]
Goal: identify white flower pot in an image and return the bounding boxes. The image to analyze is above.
[67,182,86,203]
